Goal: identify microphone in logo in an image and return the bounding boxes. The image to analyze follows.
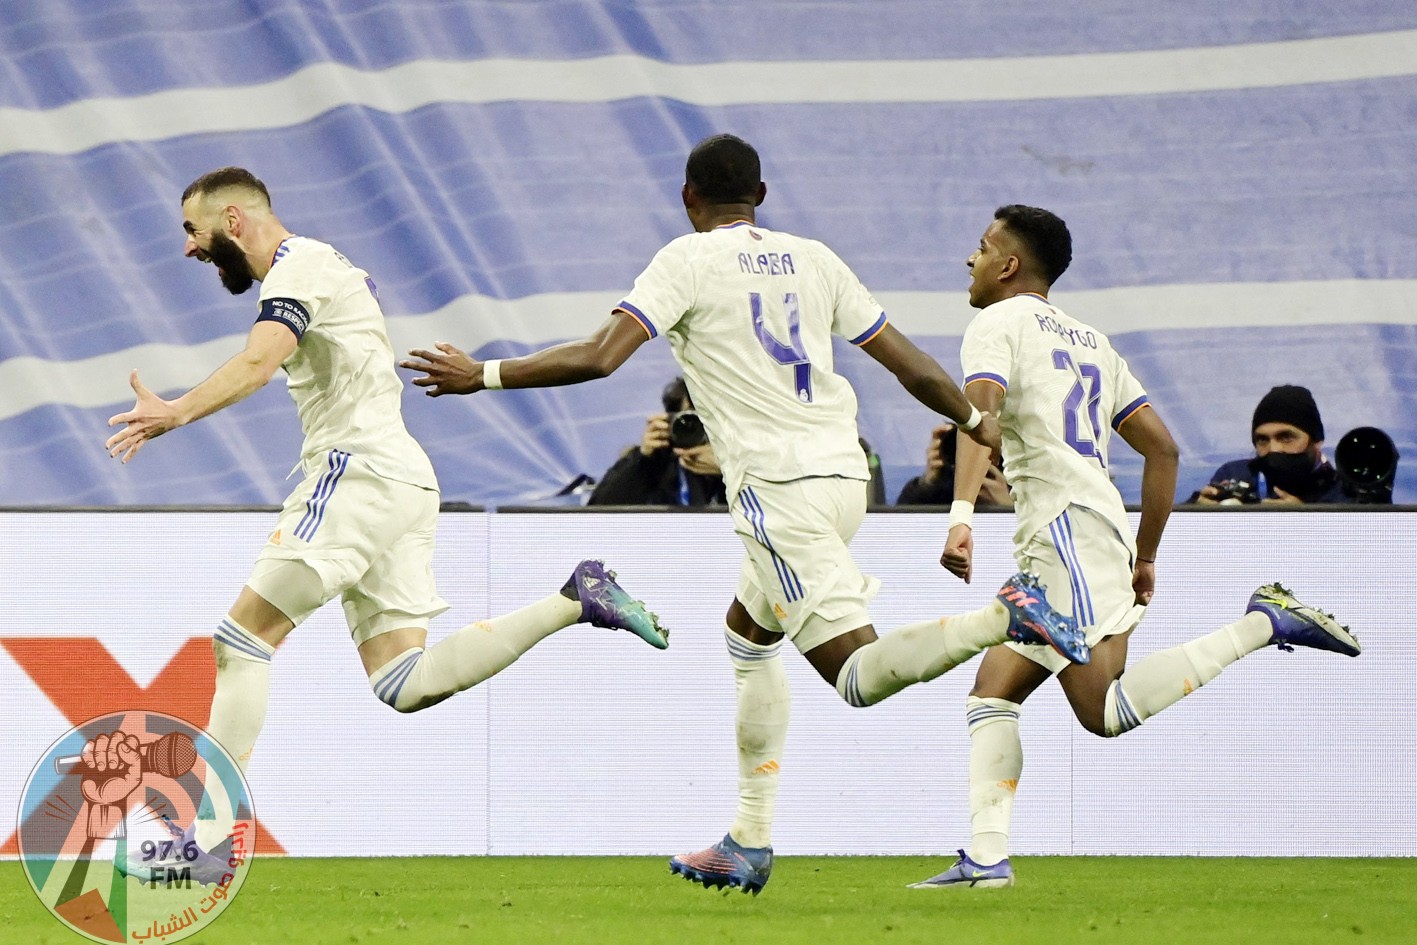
[54,731,198,778]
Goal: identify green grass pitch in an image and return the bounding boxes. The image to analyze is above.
[3,856,1413,944]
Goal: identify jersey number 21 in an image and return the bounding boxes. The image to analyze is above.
[1053,349,1104,464]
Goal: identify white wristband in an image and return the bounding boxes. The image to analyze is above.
[949,500,975,529]
[959,404,983,432]
[482,359,504,391]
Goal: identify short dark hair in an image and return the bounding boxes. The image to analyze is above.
[994,204,1071,285]
[182,167,271,206]
[685,134,761,203]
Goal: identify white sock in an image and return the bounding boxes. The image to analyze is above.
[369,593,582,712]
[197,616,274,850]
[1104,612,1272,736]
[725,630,789,850]
[965,696,1022,866]
[835,600,1010,706]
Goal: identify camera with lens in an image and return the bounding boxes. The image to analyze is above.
[668,411,709,450]
[1211,478,1260,505]
[1335,426,1399,504]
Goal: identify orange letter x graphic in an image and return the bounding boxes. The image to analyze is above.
[2,638,285,855]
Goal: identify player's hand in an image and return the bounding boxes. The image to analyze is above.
[1132,559,1156,605]
[80,732,144,839]
[1261,488,1303,506]
[964,412,1002,457]
[105,371,180,464]
[676,442,721,476]
[402,342,480,396]
[641,413,671,456]
[941,523,974,583]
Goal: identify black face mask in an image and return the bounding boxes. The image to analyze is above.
[1250,451,1321,497]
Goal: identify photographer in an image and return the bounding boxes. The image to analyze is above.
[587,376,727,506]
[1188,385,1350,505]
[896,423,1013,507]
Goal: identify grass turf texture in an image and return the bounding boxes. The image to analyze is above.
[2,856,1413,945]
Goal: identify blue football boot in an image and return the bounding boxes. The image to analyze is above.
[572,559,669,649]
[1247,582,1360,656]
[997,572,1090,665]
[908,849,1015,889]
[669,833,773,895]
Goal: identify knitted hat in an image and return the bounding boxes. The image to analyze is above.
[1252,385,1324,442]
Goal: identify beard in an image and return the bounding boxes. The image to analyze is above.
[206,231,256,295]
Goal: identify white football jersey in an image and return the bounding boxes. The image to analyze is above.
[960,293,1149,548]
[616,222,885,495]
[256,237,437,490]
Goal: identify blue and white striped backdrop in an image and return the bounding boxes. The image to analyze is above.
[2,2,1414,505]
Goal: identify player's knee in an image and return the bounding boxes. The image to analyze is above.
[373,687,445,714]
[834,686,872,708]
[1078,712,1114,738]
[367,648,436,713]
[833,652,875,708]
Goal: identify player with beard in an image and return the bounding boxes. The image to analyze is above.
[104,167,668,882]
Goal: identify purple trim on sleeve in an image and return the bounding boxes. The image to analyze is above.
[614,300,657,339]
[848,311,888,346]
[1113,395,1150,429]
[965,371,1009,391]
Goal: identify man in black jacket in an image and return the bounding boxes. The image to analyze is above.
[1187,385,1349,505]
[588,376,727,506]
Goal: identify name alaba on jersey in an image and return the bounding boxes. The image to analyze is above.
[614,221,886,496]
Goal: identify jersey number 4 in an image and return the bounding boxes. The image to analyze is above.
[750,292,813,403]
[1053,349,1104,465]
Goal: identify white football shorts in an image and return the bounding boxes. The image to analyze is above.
[1009,503,1145,674]
[247,450,449,644]
[730,474,880,654]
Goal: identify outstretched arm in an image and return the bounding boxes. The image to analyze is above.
[859,323,1001,453]
[105,320,296,463]
[1115,404,1180,604]
[402,311,651,396]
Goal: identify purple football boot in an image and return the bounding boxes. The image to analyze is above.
[908,849,1015,889]
[572,559,668,649]
[1247,582,1360,656]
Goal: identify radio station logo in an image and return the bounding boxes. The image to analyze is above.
[17,711,255,943]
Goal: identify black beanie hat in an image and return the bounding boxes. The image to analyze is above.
[1252,385,1324,442]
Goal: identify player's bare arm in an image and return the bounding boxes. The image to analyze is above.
[105,320,297,463]
[859,323,1001,454]
[403,310,650,396]
[941,378,1005,583]
[1115,404,1180,605]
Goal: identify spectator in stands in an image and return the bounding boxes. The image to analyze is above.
[896,423,1013,507]
[1187,385,1349,504]
[588,376,727,506]
[590,376,886,507]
